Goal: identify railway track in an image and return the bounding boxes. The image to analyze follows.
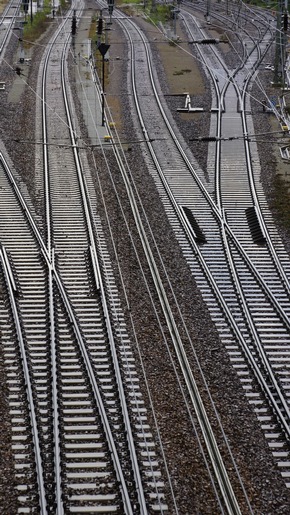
[182,3,290,440]
[0,4,168,513]
[98,8,257,513]
[1,0,290,512]
[0,0,20,58]
[110,0,290,492]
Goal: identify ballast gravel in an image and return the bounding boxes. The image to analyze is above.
[0,4,290,514]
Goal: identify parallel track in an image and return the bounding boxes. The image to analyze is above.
[0,0,20,56]
[0,4,168,513]
[114,2,290,490]
[2,1,290,511]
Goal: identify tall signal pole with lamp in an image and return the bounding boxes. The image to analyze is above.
[71,10,77,36]
[274,0,288,85]
[96,2,114,126]
[97,11,109,126]
[108,0,114,24]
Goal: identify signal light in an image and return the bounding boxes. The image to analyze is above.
[97,17,103,35]
[108,0,114,15]
[108,5,114,15]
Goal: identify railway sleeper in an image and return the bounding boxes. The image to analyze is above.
[181,206,207,244]
[245,206,266,244]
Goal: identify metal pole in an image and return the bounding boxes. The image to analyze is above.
[174,10,176,38]
[206,0,210,23]
[102,55,105,126]
[274,1,282,83]
[30,0,33,23]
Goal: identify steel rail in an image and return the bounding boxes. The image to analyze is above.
[209,9,290,421]
[34,6,289,460]
[40,7,136,513]
[184,1,290,303]
[179,211,290,436]
[1,17,136,510]
[41,247,135,515]
[182,0,270,38]
[205,13,290,426]
[0,244,47,513]
[0,151,48,254]
[241,71,290,297]
[119,13,290,437]
[163,11,290,429]
[108,17,243,515]
[181,12,290,328]
[60,24,146,515]
[147,11,290,329]
[106,1,290,498]
[41,10,70,513]
[0,0,20,55]
[88,52,185,512]
[0,34,288,462]
[187,9,290,424]
[175,10,290,431]
[221,216,290,424]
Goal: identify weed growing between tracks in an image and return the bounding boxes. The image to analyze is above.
[22,0,69,47]
[271,174,290,229]
[23,15,52,47]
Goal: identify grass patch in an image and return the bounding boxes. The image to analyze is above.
[245,0,277,7]
[89,15,97,41]
[23,0,52,47]
[118,0,142,4]
[22,0,70,47]
[115,0,172,22]
[147,3,172,24]
[173,68,192,76]
[0,0,7,13]
[271,174,290,229]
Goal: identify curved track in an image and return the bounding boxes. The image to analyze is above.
[112,1,290,492]
[2,1,290,512]
[0,4,168,513]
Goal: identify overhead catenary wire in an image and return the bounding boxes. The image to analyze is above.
[7,4,283,118]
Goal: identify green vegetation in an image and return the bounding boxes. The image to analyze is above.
[22,0,70,45]
[89,15,97,42]
[119,0,141,4]
[115,0,172,23]
[23,12,50,44]
[173,68,192,76]
[271,174,290,229]
[246,0,277,8]
[0,0,6,14]
[146,3,172,24]
[59,0,69,10]
[23,0,52,45]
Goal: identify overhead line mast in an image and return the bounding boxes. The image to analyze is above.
[274,0,288,85]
